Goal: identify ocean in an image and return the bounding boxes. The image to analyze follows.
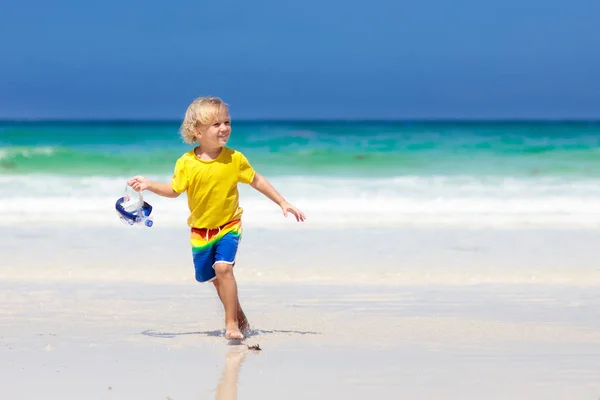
[1,120,600,228]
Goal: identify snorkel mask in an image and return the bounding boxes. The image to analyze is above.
[115,186,154,227]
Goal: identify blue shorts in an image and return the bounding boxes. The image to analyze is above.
[190,221,242,283]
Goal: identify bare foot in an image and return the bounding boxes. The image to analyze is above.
[225,323,244,340]
[239,318,250,335]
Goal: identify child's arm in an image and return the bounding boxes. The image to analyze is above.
[128,176,180,198]
[250,173,306,222]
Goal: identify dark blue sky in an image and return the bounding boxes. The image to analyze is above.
[1,0,599,119]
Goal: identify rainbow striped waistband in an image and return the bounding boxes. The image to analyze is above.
[190,219,242,244]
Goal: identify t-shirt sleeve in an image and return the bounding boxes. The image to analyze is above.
[171,158,189,193]
[238,152,256,184]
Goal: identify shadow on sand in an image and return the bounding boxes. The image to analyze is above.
[141,328,320,339]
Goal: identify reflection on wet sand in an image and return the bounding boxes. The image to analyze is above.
[214,345,248,400]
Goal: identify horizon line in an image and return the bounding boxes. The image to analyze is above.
[2,117,600,124]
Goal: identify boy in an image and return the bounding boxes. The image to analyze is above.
[128,96,305,340]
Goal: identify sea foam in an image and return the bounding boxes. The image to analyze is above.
[1,174,599,228]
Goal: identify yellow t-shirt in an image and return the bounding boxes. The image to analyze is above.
[171,147,256,229]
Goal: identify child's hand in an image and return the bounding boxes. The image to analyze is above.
[280,201,306,222]
[127,175,150,192]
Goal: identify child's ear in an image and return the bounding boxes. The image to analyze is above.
[194,126,203,140]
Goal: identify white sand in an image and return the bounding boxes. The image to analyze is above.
[2,226,600,399]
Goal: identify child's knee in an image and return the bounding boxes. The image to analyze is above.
[214,262,234,277]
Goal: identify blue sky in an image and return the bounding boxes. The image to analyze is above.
[1,0,598,119]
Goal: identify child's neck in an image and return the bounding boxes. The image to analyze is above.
[195,145,223,161]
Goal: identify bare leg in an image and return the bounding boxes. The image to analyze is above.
[214,263,245,339]
[212,279,249,333]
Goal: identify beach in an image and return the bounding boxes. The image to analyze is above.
[2,0,598,392]
[2,225,600,399]
[3,120,600,398]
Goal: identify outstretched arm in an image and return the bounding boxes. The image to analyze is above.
[128,176,181,198]
[250,173,306,222]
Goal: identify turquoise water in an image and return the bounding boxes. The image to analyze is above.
[2,120,600,228]
[2,120,600,178]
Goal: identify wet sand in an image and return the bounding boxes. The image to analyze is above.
[2,226,600,399]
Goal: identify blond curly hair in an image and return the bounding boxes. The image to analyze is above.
[179,96,229,144]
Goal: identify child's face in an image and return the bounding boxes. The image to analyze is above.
[196,108,231,148]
